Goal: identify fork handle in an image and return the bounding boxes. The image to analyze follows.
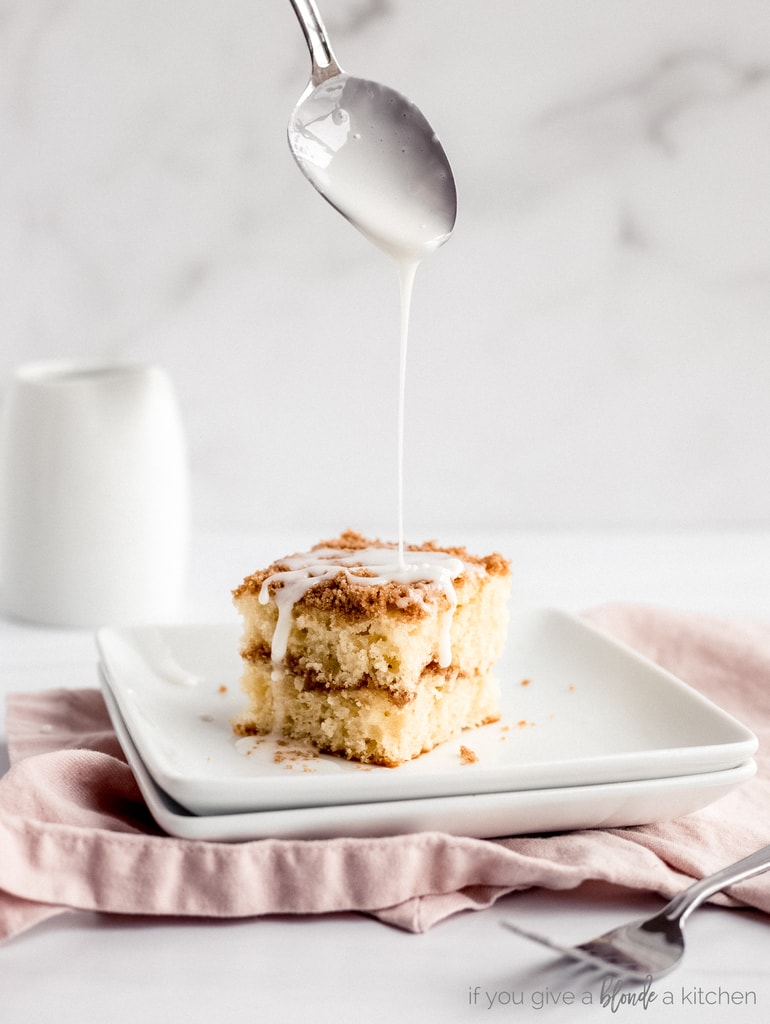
[662,842,770,924]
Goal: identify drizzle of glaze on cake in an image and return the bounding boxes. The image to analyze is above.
[258,544,471,669]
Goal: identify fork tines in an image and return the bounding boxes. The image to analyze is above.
[502,921,652,982]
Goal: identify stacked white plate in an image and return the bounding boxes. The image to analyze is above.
[96,607,757,842]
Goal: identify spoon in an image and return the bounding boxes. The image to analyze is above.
[287,0,457,262]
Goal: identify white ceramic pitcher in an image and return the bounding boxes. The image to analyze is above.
[0,360,190,627]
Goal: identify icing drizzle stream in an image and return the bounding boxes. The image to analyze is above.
[396,258,418,569]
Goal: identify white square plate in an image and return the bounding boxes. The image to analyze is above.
[100,674,756,841]
[96,607,757,816]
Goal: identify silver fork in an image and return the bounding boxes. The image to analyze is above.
[503,842,770,982]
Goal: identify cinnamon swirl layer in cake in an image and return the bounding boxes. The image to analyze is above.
[231,530,511,766]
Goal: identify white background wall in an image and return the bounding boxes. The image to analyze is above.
[2,0,769,542]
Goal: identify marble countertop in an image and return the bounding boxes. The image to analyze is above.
[2,1,770,538]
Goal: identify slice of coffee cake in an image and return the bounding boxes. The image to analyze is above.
[232,530,511,766]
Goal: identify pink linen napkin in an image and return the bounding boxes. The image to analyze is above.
[1,603,769,943]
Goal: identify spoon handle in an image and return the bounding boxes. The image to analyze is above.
[288,0,343,84]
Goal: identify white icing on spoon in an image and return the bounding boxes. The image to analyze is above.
[287,2,456,263]
[288,74,456,262]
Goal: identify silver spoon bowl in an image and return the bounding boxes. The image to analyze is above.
[287,0,457,261]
